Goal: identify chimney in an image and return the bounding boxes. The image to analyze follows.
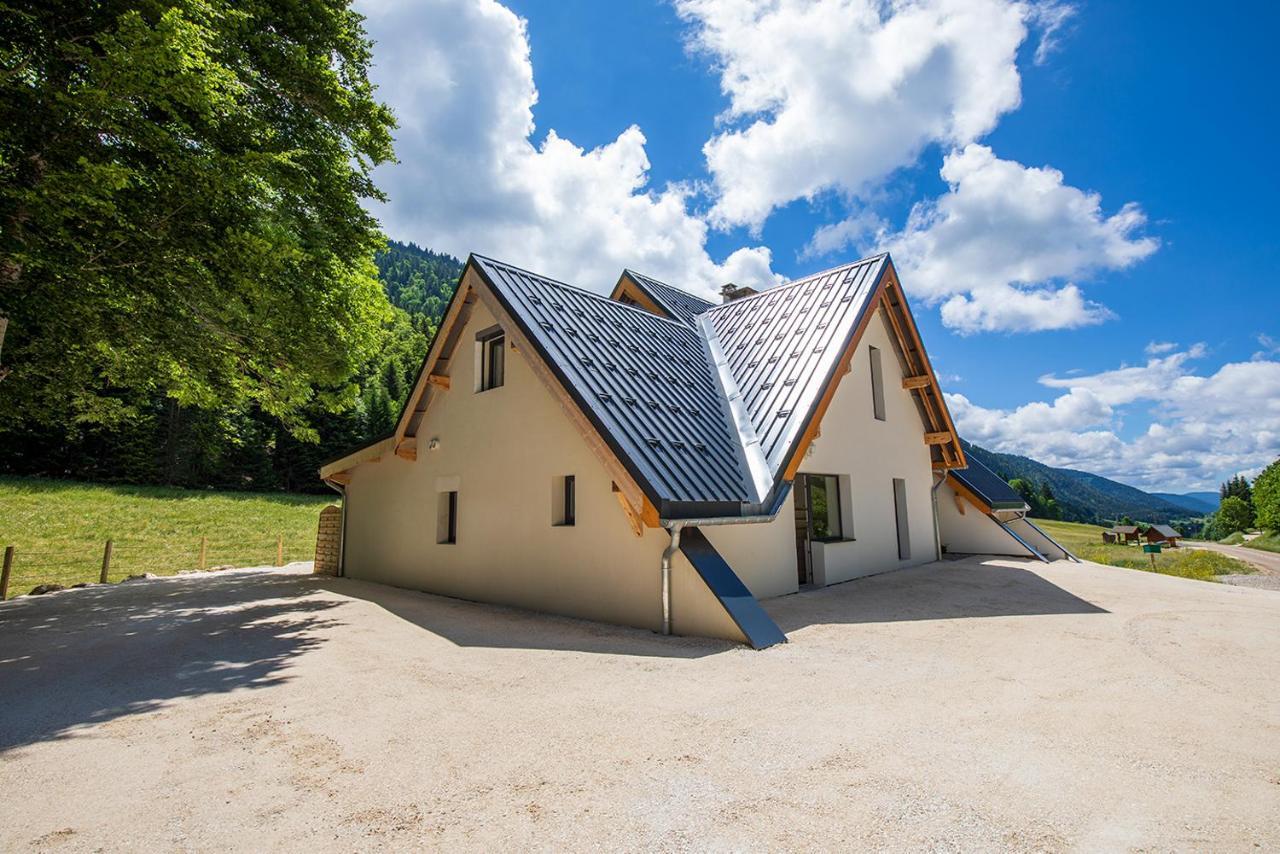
[720,283,759,303]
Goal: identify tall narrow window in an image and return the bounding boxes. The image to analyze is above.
[806,474,843,541]
[892,478,910,560]
[553,475,576,526]
[869,346,886,421]
[437,490,458,544]
[476,326,505,391]
[563,475,576,526]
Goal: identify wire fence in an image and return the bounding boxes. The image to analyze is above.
[0,533,317,600]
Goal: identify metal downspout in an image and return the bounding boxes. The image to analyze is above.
[930,470,948,561]
[659,509,782,637]
[660,523,684,635]
[324,479,348,578]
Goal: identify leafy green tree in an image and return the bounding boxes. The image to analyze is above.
[0,0,396,437]
[1252,458,1280,531]
[1217,495,1254,534]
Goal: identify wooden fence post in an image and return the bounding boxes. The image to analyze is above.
[276,533,284,567]
[199,536,208,570]
[1,546,13,600]
[100,539,113,584]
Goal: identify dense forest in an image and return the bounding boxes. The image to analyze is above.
[0,241,462,493]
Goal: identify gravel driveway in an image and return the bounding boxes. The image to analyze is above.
[1,557,1278,850]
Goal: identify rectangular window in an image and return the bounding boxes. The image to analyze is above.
[892,478,910,560]
[476,326,505,391]
[553,475,576,526]
[437,491,457,544]
[869,345,886,421]
[563,475,575,526]
[806,474,843,541]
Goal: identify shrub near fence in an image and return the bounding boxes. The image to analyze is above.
[0,532,319,599]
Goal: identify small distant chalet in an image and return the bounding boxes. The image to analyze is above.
[1145,524,1181,546]
[1111,525,1141,543]
[319,253,1072,648]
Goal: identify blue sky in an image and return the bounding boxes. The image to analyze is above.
[358,0,1279,492]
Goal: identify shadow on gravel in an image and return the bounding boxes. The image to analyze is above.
[315,576,735,660]
[765,559,1107,633]
[0,571,340,752]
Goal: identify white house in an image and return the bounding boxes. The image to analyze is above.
[319,253,1069,647]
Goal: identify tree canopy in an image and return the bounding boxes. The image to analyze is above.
[1216,495,1254,535]
[0,0,396,437]
[1252,459,1280,532]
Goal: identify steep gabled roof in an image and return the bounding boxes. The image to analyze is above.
[618,270,717,327]
[323,252,964,521]
[1149,524,1180,537]
[949,456,1028,512]
[469,256,754,512]
[701,256,887,497]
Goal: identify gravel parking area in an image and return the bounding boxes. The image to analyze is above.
[1,557,1278,850]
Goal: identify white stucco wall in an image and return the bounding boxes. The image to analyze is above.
[341,299,746,644]
[706,308,941,592]
[935,480,1036,557]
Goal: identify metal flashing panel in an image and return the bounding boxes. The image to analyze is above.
[624,270,717,327]
[951,456,1028,511]
[700,255,887,479]
[678,527,787,649]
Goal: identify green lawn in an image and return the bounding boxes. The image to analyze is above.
[1243,531,1280,553]
[0,476,334,597]
[1032,518,1253,582]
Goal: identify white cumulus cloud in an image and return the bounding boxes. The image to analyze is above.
[677,0,1030,231]
[947,345,1280,491]
[877,144,1158,333]
[357,0,779,297]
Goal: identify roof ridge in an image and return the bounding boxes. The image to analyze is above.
[624,268,717,307]
[704,253,888,315]
[472,254,701,334]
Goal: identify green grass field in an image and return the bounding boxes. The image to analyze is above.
[1242,531,1280,553]
[0,476,334,597]
[1032,518,1253,582]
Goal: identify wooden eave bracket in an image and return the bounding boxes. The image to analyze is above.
[902,375,931,389]
[613,483,645,537]
[395,437,418,461]
[425,374,450,390]
[923,431,953,445]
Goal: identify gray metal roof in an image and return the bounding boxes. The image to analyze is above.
[622,270,717,327]
[950,456,1028,511]
[470,256,754,514]
[700,256,887,495]
[1149,524,1180,537]
[463,253,907,518]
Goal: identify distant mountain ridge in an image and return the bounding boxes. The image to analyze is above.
[1151,492,1218,514]
[961,442,1204,524]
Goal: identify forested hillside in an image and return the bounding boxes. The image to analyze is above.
[0,241,461,493]
[962,441,1203,525]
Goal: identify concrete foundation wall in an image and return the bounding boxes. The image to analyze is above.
[342,300,746,644]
